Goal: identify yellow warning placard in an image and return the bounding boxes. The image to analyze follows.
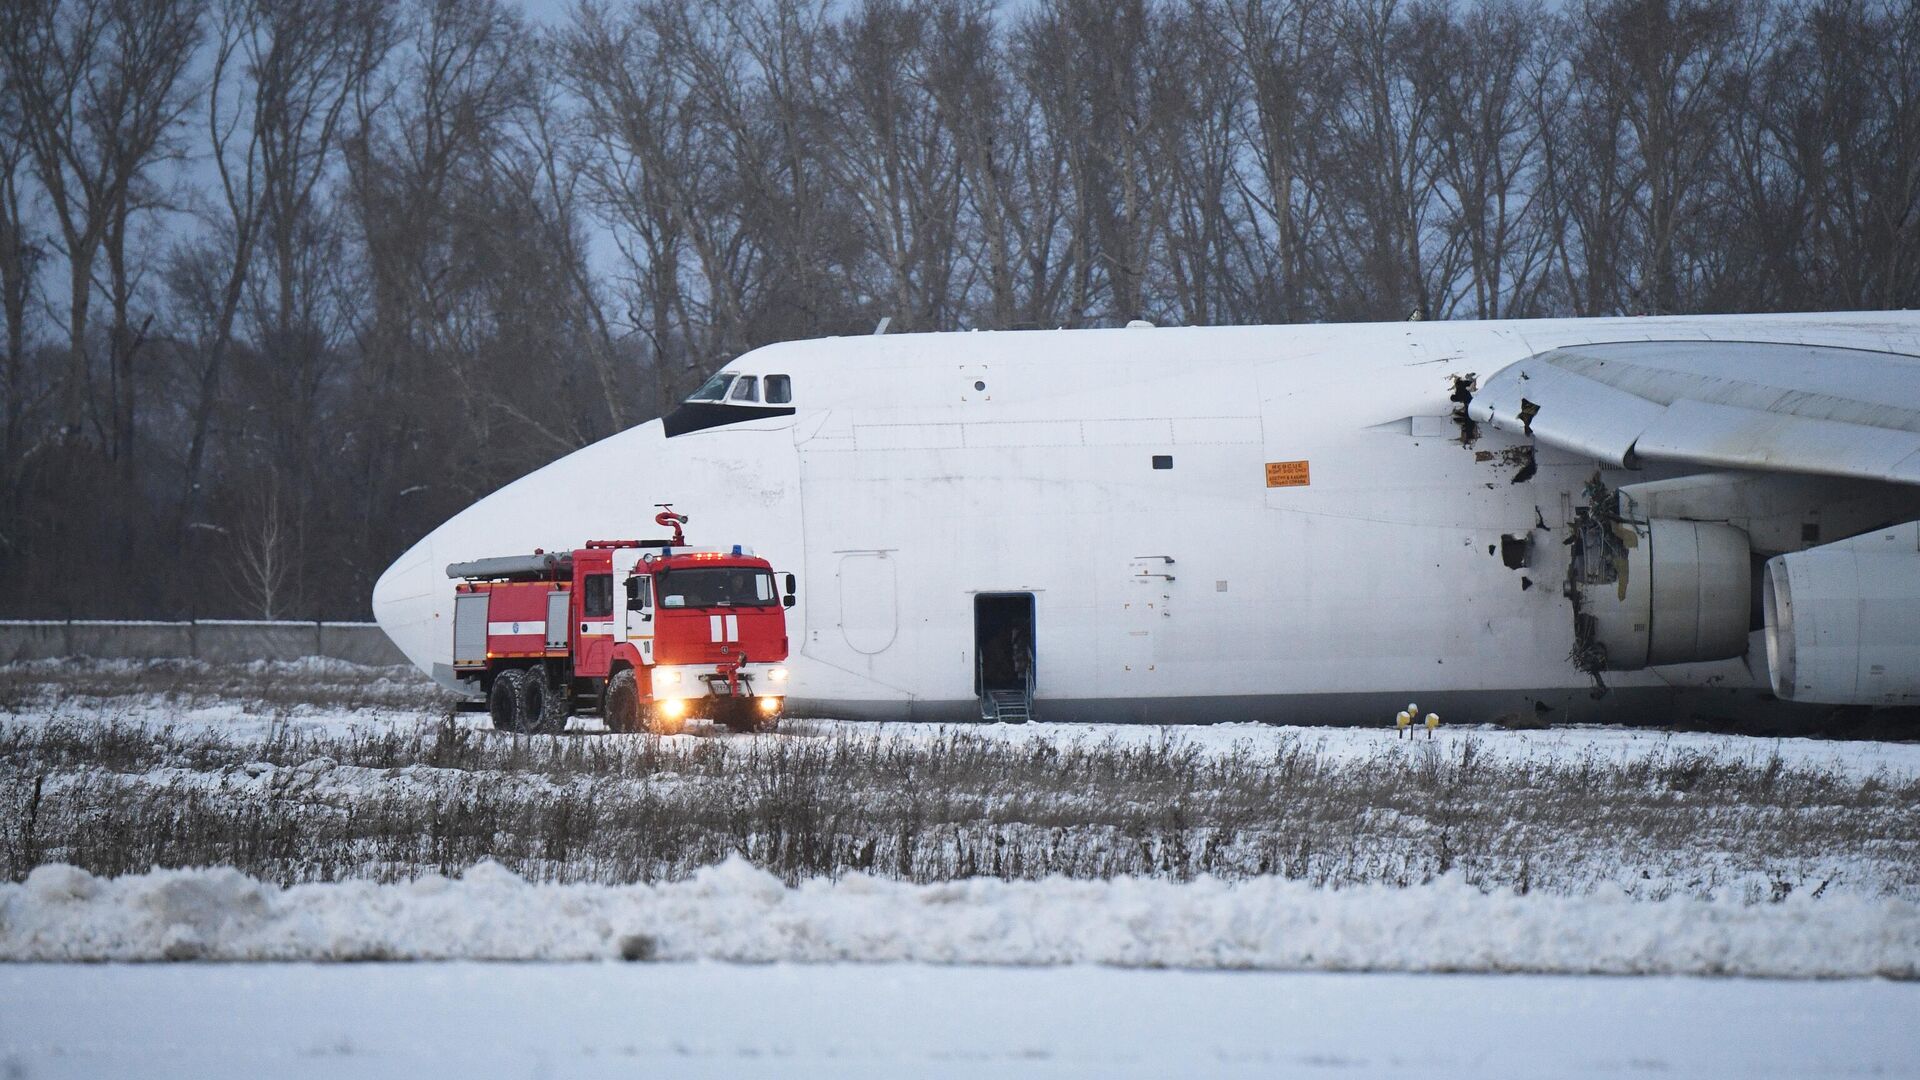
[1265,460,1311,488]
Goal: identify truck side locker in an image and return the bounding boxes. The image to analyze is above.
[454,592,489,668]
[544,589,569,651]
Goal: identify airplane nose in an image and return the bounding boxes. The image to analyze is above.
[371,534,446,679]
[370,417,692,691]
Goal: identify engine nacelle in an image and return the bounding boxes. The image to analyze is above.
[1763,524,1920,705]
[1570,516,1750,670]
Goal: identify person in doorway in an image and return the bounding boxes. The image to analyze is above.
[983,625,1013,686]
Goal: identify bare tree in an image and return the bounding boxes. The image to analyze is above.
[341,0,632,616]
[252,0,388,414]
[563,0,716,410]
[347,0,535,457]
[1149,5,1253,325]
[1404,0,1554,318]
[171,0,270,530]
[2,0,1917,621]
[913,2,1012,327]
[1313,0,1443,319]
[718,0,859,342]
[1214,0,1337,321]
[0,83,45,495]
[822,0,967,332]
[1752,0,1920,310]
[1016,0,1164,323]
[0,0,204,445]
[1540,9,1631,314]
[520,75,632,433]
[1561,0,1753,314]
[230,474,291,618]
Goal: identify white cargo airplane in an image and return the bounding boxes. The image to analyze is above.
[373,311,1920,725]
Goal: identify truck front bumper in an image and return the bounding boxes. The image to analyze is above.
[649,664,787,727]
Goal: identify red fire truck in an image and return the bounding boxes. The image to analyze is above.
[447,510,795,734]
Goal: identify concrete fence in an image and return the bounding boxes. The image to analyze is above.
[0,620,408,666]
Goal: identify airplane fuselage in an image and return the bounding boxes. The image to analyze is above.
[373,311,1920,725]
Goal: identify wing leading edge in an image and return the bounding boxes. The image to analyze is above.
[1467,340,1920,485]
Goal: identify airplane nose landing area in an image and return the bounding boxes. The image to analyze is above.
[371,424,667,684]
[368,417,789,693]
[371,534,447,680]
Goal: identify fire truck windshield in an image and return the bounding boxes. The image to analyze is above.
[657,567,778,608]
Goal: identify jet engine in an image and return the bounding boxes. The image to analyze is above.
[1568,516,1751,671]
[1763,524,1920,706]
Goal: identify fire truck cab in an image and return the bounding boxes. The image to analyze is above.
[447,511,794,734]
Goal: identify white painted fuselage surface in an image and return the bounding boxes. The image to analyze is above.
[372,311,1920,722]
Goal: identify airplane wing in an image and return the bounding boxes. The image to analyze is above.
[1466,340,1920,484]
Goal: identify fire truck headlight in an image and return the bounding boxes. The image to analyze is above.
[658,698,687,720]
[768,667,789,684]
[757,696,781,713]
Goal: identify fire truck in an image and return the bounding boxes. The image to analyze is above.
[446,510,795,734]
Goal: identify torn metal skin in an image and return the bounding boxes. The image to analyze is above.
[1448,373,1480,446]
[1565,471,1624,694]
[1517,397,1541,436]
[1454,373,1540,485]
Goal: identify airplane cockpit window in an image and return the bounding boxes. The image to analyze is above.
[687,372,734,401]
[663,367,797,438]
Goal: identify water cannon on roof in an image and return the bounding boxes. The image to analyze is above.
[654,504,688,547]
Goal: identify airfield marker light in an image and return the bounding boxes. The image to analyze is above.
[1395,711,1412,738]
[1425,712,1441,739]
[1407,702,1418,717]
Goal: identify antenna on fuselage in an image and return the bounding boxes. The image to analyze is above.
[872,316,892,336]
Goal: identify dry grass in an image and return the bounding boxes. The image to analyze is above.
[0,658,446,714]
[5,710,1917,901]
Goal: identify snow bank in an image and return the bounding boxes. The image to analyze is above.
[4,858,1915,976]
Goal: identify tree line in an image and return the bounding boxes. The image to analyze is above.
[0,0,1915,620]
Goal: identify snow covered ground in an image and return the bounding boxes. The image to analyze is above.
[6,655,1920,1079]
[10,658,1920,780]
[11,677,1920,901]
[794,716,1920,781]
[3,962,1916,1079]
[5,855,1917,976]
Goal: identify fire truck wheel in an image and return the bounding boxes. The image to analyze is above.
[488,670,525,733]
[518,669,567,735]
[603,669,640,733]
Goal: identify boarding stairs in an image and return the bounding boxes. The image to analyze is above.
[980,672,1036,724]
